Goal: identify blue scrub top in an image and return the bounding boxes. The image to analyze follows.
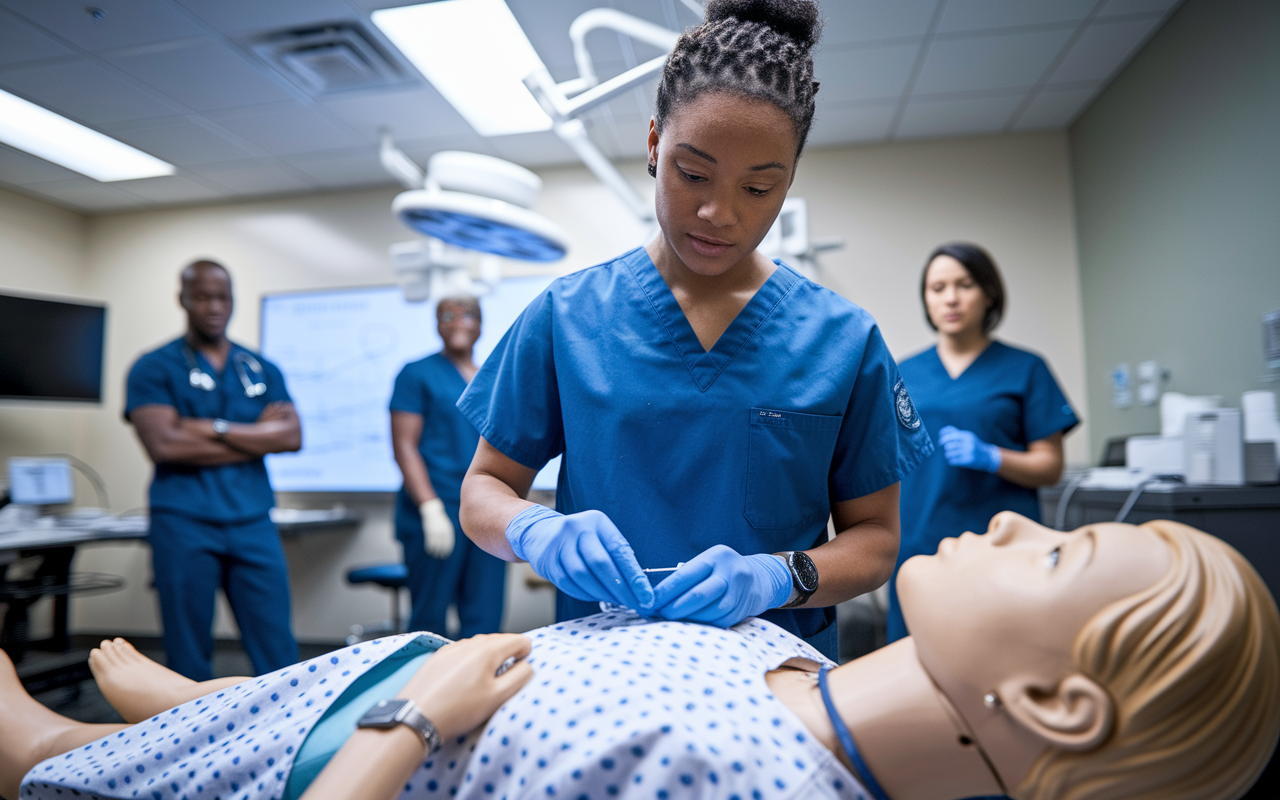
[889,341,1078,639]
[389,352,480,516]
[458,246,934,639]
[125,337,292,523]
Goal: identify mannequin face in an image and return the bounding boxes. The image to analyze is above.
[899,513,1169,712]
[923,255,990,337]
[648,92,796,277]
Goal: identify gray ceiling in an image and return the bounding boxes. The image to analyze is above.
[0,0,1183,214]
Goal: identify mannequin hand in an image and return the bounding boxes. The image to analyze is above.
[396,633,533,740]
[420,499,456,559]
[938,425,1003,473]
[505,505,654,612]
[649,545,792,628]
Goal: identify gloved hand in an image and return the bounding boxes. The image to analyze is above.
[938,425,1003,473]
[505,505,654,612]
[420,498,456,559]
[648,545,792,628]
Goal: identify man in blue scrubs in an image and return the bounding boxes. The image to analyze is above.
[125,260,301,680]
[389,296,505,636]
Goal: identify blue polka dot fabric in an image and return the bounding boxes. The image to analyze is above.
[24,616,868,799]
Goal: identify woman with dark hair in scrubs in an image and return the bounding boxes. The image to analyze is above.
[456,0,933,661]
[886,243,1079,642]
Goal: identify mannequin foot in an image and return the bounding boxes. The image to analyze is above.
[88,638,247,723]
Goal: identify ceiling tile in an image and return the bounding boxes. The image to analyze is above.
[111,172,227,203]
[18,177,148,212]
[807,103,897,146]
[204,103,364,155]
[172,0,359,35]
[821,0,939,47]
[0,8,76,66]
[0,0,207,52]
[913,28,1075,95]
[189,159,317,193]
[1010,85,1100,131]
[105,37,293,111]
[487,131,582,168]
[815,42,920,105]
[895,93,1024,139]
[938,0,1095,34]
[320,85,473,141]
[0,59,178,124]
[282,147,394,189]
[1099,0,1183,18]
[1048,16,1165,84]
[398,132,500,168]
[0,143,84,185]
[105,117,257,165]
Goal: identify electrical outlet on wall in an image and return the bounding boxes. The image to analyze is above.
[1112,363,1132,409]
[1137,360,1166,406]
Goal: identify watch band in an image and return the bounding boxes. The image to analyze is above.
[356,698,442,754]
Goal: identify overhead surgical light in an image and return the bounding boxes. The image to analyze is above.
[371,0,552,136]
[380,137,568,301]
[0,88,175,182]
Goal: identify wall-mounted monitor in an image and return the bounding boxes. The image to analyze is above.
[0,292,107,402]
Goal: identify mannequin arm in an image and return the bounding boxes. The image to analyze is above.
[796,482,900,608]
[995,432,1064,489]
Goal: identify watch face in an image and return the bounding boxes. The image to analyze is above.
[358,698,409,728]
[790,552,819,593]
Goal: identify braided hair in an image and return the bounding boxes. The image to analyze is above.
[654,0,822,157]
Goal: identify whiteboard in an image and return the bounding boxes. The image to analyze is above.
[261,279,560,492]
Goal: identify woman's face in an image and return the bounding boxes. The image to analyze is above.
[649,92,797,277]
[898,513,1170,707]
[923,255,990,337]
[437,302,481,353]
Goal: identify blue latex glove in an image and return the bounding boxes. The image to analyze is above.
[938,425,1003,473]
[648,545,793,628]
[505,505,654,612]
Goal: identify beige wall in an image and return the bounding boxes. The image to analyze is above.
[1,129,1086,642]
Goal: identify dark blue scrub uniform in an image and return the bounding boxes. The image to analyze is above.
[125,337,297,681]
[458,247,934,660]
[889,341,1079,641]
[390,353,505,636]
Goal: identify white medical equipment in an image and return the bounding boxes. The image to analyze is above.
[380,140,570,301]
[1183,408,1244,486]
[521,7,843,275]
[183,344,267,397]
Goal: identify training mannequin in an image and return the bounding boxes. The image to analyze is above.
[4,513,1276,800]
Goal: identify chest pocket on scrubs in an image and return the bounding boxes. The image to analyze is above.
[744,408,843,530]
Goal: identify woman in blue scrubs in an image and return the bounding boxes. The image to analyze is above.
[888,243,1079,642]
[390,296,505,637]
[457,0,933,660]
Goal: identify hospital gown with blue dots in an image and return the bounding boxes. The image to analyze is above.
[23,615,870,800]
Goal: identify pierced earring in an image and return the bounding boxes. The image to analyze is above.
[983,692,1002,709]
[647,162,657,178]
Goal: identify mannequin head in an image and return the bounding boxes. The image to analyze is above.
[899,512,1280,800]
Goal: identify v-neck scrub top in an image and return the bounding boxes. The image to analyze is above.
[389,352,480,514]
[458,247,934,640]
[888,341,1078,641]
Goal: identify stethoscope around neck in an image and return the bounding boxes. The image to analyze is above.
[183,343,267,397]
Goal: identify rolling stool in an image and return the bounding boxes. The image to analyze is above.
[345,563,409,645]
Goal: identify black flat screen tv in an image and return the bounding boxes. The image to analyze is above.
[0,292,106,402]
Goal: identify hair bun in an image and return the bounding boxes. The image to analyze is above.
[704,0,821,48]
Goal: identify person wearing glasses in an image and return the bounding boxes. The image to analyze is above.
[390,296,506,637]
[124,259,302,680]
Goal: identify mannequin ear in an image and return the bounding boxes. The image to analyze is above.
[999,674,1114,752]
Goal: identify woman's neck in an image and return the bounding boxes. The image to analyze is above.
[769,640,1003,800]
[935,329,991,379]
[442,348,477,381]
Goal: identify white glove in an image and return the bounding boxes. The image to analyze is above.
[420,498,456,559]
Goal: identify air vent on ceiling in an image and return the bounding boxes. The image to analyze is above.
[251,22,405,95]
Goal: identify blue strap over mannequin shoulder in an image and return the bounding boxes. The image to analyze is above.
[818,665,892,800]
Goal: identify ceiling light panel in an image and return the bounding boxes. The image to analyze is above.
[0,89,176,181]
[371,0,552,137]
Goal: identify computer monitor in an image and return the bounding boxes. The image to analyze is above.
[0,292,107,402]
[7,457,74,505]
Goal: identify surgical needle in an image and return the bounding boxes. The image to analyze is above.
[642,562,685,573]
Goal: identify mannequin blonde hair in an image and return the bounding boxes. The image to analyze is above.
[1022,520,1280,800]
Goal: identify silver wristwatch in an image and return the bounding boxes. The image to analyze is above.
[212,418,230,439]
[356,698,442,753]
